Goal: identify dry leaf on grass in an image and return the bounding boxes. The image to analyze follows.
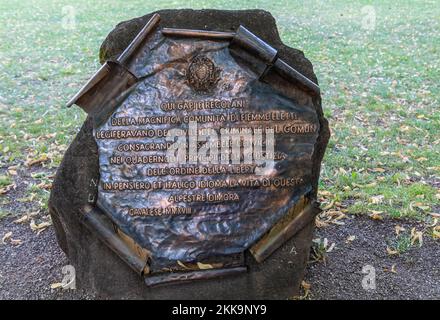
[370,195,384,204]
[36,182,52,190]
[369,210,384,220]
[318,190,332,198]
[30,219,52,233]
[321,200,335,211]
[410,201,430,211]
[433,226,440,240]
[0,183,15,195]
[428,218,438,227]
[14,212,38,224]
[410,228,423,246]
[315,216,329,228]
[25,155,49,167]
[317,209,346,227]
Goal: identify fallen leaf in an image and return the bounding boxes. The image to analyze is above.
[369,210,383,220]
[315,217,329,228]
[433,226,440,240]
[14,215,30,224]
[177,260,191,270]
[301,280,311,299]
[322,200,335,211]
[410,228,423,247]
[385,264,397,273]
[428,218,438,227]
[370,195,384,204]
[413,202,430,211]
[395,225,405,235]
[36,182,52,190]
[10,238,23,246]
[301,280,311,291]
[50,282,63,289]
[30,220,52,232]
[0,183,15,195]
[365,182,377,187]
[386,246,399,255]
[318,190,332,197]
[196,262,214,270]
[2,231,12,244]
[25,155,49,167]
[346,235,356,243]
[390,264,397,273]
[326,242,336,252]
[36,228,49,235]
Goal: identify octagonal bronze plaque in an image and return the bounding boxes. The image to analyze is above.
[87,24,320,276]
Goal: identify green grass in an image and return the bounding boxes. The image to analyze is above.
[390,234,413,255]
[0,175,13,188]
[0,209,10,220]
[387,229,423,255]
[0,0,439,220]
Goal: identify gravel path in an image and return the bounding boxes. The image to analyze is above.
[0,213,438,300]
[306,216,439,299]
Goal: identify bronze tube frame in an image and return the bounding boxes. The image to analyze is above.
[80,205,149,276]
[250,202,321,263]
[144,266,247,287]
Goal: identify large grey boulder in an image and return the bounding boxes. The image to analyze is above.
[49,9,329,299]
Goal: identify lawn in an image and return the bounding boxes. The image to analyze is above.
[0,0,439,228]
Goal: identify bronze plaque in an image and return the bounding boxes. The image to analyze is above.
[90,23,320,275]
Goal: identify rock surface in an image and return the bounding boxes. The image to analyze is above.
[49,9,329,299]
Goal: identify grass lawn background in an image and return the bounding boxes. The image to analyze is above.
[0,0,438,229]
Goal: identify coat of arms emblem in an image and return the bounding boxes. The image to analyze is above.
[186,55,220,92]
